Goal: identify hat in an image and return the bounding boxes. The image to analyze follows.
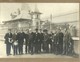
[35,28,38,31]
[40,29,42,31]
[8,29,11,31]
[43,29,48,32]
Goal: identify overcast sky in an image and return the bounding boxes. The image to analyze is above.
[0,3,79,22]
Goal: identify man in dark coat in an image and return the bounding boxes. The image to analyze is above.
[24,30,29,54]
[38,29,44,53]
[4,29,13,56]
[53,31,58,54]
[47,32,53,53]
[51,31,56,54]
[34,29,40,54]
[43,29,49,53]
[17,30,25,55]
[28,32,31,53]
[29,31,35,55]
[55,29,64,54]
[12,30,18,55]
[63,29,75,56]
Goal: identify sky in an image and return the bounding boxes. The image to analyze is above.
[0,3,79,23]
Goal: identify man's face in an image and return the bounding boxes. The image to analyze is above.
[29,29,32,33]
[8,30,11,33]
[25,30,28,34]
[36,31,38,33]
[40,30,43,33]
[20,29,23,33]
[44,31,47,34]
[57,29,61,33]
[35,30,38,33]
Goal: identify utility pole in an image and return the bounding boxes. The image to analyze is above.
[50,14,52,32]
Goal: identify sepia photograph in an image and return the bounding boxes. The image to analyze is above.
[0,3,79,58]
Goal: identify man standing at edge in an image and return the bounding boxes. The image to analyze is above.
[4,29,13,56]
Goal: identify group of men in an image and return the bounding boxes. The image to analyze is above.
[4,28,75,56]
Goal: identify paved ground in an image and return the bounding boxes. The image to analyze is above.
[0,41,80,58]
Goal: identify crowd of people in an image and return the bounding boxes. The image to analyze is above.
[4,28,77,57]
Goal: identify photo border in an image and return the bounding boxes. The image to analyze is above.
[0,0,80,62]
